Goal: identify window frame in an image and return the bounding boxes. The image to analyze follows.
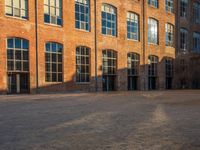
[45,42,63,83]
[7,37,29,72]
[75,0,90,31]
[148,0,159,8]
[127,53,140,77]
[127,12,139,41]
[148,18,158,45]
[5,0,28,19]
[44,0,63,26]
[76,46,91,83]
[101,3,117,37]
[165,23,174,47]
[102,50,117,76]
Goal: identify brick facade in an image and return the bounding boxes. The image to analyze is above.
[174,0,200,89]
[0,0,177,94]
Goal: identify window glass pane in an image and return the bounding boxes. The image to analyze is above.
[45,42,63,82]
[15,38,21,48]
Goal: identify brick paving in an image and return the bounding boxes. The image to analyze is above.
[0,91,200,150]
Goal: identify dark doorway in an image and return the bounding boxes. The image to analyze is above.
[103,75,116,91]
[166,77,172,89]
[128,76,138,90]
[148,77,157,90]
[8,73,29,94]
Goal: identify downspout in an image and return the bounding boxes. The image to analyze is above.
[94,0,98,91]
[35,0,39,93]
[142,0,146,90]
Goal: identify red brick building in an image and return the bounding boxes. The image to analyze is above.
[0,0,176,94]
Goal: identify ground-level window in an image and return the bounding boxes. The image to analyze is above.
[7,38,29,72]
[127,53,140,90]
[45,42,63,82]
[165,58,173,89]
[148,55,158,90]
[102,50,117,91]
[76,46,90,83]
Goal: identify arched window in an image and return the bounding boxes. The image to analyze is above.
[127,12,139,41]
[127,53,140,76]
[75,0,90,31]
[165,23,174,47]
[102,50,117,91]
[180,28,188,50]
[7,37,29,72]
[180,0,188,18]
[44,0,62,25]
[45,42,63,82]
[127,53,140,90]
[148,55,158,90]
[76,46,90,83]
[101,4,117,36]
[148,18,158,44]
[102,50,117,75]
[165,57,173,89]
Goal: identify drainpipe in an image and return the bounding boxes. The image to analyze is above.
[35,0,39,93]
[142,0,146,90]
[94,0,98,92]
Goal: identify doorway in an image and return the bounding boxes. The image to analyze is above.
[103,75,116,91]
[8,73,29,94]
[148,77,157,90]
[128,76,138,90]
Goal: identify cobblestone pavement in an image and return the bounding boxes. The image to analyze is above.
[0,91,200,150]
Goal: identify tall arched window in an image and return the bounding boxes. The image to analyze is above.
[102,4,117,36]
[45,42,63,82]
[148,55,158,90]
[102,50,117,91]
[148,18,158,44]
[7,37,30,94]
[75,0,90,31]
[127,12,139,41]
[165,23,174,47]
[7,38,29,72]
[180,0,188,18]
[76,46,90,83]
[180,28,188,50]
[165,58,173,89]
[127,53,140,90]
[193,2,200,24]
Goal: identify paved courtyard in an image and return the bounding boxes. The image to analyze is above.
[0,91,200,150]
